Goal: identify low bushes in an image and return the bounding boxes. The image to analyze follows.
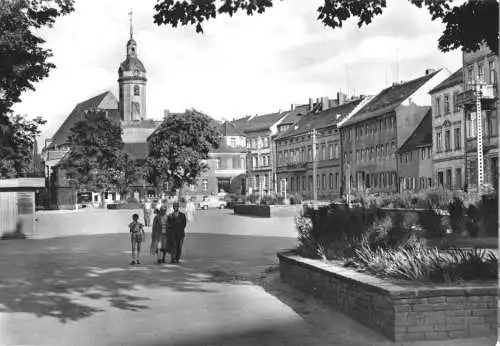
[349,243,497,282]
[295,202,497,283]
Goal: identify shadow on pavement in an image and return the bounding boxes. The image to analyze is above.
[0,233,296,324]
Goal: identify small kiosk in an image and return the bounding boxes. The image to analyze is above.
[0,178,45,239]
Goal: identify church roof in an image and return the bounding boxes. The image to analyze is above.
[49,91,118,148]
[119,56,146,73]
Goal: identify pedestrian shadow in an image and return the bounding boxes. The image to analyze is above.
[0,234,237,323]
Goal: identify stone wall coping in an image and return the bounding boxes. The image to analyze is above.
[278,251,496,298]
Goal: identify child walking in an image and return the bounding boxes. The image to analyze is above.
[129,213,145,265]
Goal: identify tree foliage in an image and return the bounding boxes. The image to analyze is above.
[153,0,499,54]
[60,111,128,195]
[145,109,222,193]
[0,0,75,116]
[0,113,46,178]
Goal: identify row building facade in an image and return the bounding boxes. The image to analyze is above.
[339,69,451,193]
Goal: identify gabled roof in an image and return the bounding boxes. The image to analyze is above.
[278,104,310,126]
[275,98,365,140]
[49,91,118,148]
[428,68,463,94]
[342,69,441,127]
[230,112,287,133]
[397,108,432,153]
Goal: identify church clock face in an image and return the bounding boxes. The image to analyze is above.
[133,70,140,76]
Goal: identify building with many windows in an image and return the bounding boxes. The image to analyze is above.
[429,68,465,189]
[196,122,247,195]
[458,44,498,190]
[340,68,450,193]
[231,112,289,194]
[274,94,370,199]
[397,109,433,191]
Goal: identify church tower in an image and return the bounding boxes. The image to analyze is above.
[118,11,147,122]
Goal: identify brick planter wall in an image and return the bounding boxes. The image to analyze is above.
[278,252,497,342]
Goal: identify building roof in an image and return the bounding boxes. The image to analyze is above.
[49,91,118,148]
[342,69,441,127]
[397,108,432,153]
[428,68,463,94]
[221,121,245,136]
[275,98,365,140]
[278,104,310,126]
[119,56,146,73]
[230,112,287,133]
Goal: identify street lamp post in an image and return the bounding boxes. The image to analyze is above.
[311,129,318,201]
[472,78,485,192]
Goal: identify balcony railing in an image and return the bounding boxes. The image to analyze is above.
[277,162,308,172]
[251,165,271,172]
[466,135,498,151]
[457,84,496,107]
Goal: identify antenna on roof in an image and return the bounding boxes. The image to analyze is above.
[346,64,350,98]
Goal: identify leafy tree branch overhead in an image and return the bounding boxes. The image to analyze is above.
[0,0,75,116]
[153,0,499,54]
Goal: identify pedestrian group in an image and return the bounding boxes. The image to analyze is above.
[129,197,195,265]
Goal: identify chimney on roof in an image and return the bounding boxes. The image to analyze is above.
[291,104,295,111]
[308,98,314,111]
[337,91,347,106]
[163,109,170,119]
[425,68,436,75]
[321,96,329,111]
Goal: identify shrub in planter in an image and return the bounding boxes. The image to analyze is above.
[298,203,382,260]
[351,241,497,282]
[245,193,260,204]
[418,206,447,238]
[479,193,498,237]
[294,215,318,259]
[447,197,466,235]
[261,194,276,205]
[363,211,416,251]
[466,204,480,237]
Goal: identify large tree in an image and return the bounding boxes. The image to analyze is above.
[145,109,222,195]
[0,113,46,178]
[0,0,75,116]
[60,111,128,205]
[153,0,498,54]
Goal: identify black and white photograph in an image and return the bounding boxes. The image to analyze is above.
[0,0,498,345]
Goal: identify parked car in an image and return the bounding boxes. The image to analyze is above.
[198,196,227,210]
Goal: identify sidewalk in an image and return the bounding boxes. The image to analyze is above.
[0,232,496,345]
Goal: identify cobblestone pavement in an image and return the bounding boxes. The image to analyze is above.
[0,209,495,345]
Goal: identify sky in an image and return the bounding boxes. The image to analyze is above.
[13,0,463,145]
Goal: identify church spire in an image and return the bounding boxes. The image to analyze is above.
[126,9,137,58]
[129,9,133,39]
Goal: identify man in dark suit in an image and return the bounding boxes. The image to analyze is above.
[167,201,187,264]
